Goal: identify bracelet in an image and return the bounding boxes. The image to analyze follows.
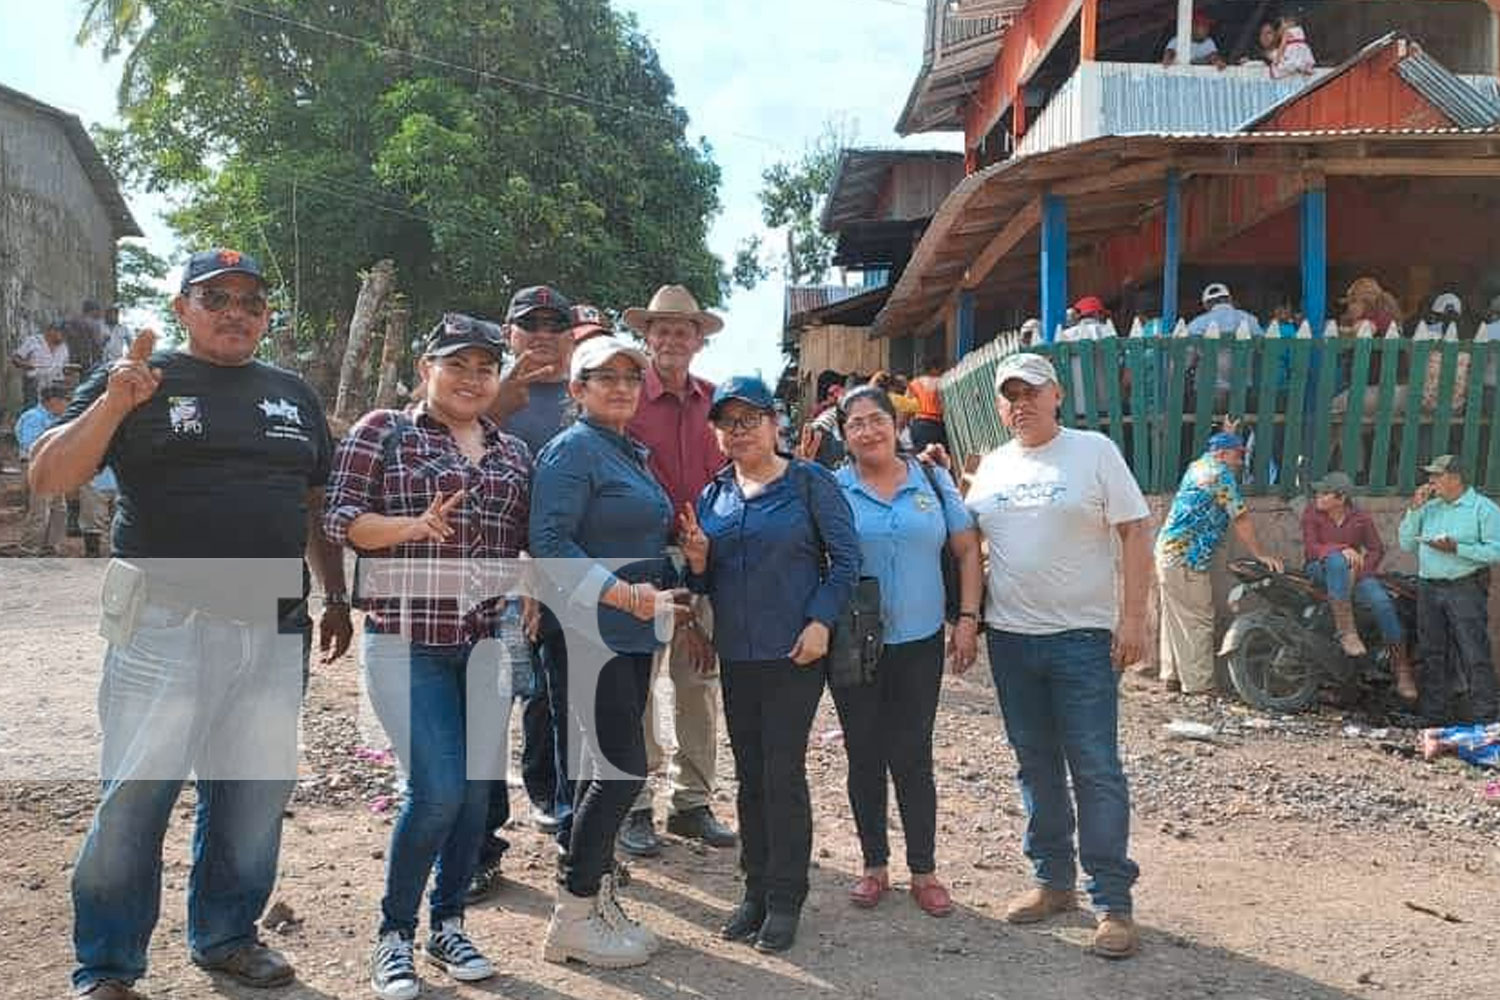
[323,591,350,609]
[628,583,642,616]
[957,611,979,622]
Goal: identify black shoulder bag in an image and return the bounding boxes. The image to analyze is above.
[917,460,970,626]
[795,461,883,687]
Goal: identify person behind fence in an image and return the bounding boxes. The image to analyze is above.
[677,375,858,953]
[1398,455,1500,726]
[28,248,352,1000]
[529,334,691,969]
[1155,430,1284,694]
[14,385,69,556]
[1302,471,1416,699]
[832,385,982,920]
[325,313,533,1000]
[965,352,1153,959]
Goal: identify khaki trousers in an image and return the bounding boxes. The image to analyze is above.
[634,595,718,815]
[79,484,115,540]
[1156,557,1217,693]
[22,485,67,555]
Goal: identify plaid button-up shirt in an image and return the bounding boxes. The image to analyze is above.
[325,404,532,646]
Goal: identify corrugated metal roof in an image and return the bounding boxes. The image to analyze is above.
[785,285,864,325]
[0,83,142,239]
[897,0,1031,135]
[1397,50,1500,129]
[821,148,965,232]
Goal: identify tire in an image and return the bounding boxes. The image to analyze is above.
[1226,621,1320,712]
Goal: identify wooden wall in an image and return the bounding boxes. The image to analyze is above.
[795,324,890,411]
[1256,45,1456,132]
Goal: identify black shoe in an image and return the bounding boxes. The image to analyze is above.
[753,908,799,953]
[616,809,661,858]
[666,806,737,848]
[465,852,505,904]
[720,898,767,943]
[193,940,296,987]
[83,534,102,558]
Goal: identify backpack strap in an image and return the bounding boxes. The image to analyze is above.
[916,459,956,543]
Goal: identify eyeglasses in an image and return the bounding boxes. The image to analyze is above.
[516,314,570,333]
[843,414,893,435]
[713,412,767,433]
[582,370,644,388]
[191,287,269,316]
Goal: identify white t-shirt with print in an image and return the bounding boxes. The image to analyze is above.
[966,427,1150,635]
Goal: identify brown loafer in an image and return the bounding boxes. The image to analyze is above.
[1003,886,1077,924]
[1093,913,1140,959]
[910,880,954,918]
[192,941,295,988]
[848,873,889,908]
[80,981,148,1000]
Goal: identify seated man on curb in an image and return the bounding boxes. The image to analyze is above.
[1301,471,1416,700]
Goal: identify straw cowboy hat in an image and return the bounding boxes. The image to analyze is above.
[623,284,724,336]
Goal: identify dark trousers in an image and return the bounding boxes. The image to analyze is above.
[722,658,824,911]
[560,652,651,898]
[540,628,577,848]
[521,674,557,810]
[829,632,944,874]
[1418,575,1499,724]
[909,418,946,451]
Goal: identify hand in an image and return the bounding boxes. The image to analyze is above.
[1411,483,1435,509]
[1425,535,1458,554]
[1257,553,1285,574]
[677,503,709,574]
[103,328,162,412]
[946,618,978,674]
[522,596,542,642]
[395,490,464,543]
[1341,547,1365,574]
[788,621,830,666]
[796,424,822,462]
[678,622,717,676]
[1111,617,1146,671]
[317,604,353,664]
[619,583,693,624]
[492,348,561,420]
[917,443,952,473]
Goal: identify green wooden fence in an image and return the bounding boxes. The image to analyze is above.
[939,331,1500,497]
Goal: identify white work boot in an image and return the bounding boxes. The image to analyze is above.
[599,870,661,954]
[542,887,652,968]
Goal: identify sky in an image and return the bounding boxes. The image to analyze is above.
[0,0,960,382]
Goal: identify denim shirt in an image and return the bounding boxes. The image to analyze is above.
[689,459,859,663]
[837,460,973,643]
[530,417,673,654]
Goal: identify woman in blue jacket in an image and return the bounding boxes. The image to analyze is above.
[680,375,859,953]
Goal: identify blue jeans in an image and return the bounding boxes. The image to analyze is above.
[363,632,509,935]
[1305,554,1403,643]
[987,629,1138,914]
[72,601,304,992]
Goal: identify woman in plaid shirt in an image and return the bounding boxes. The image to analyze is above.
[324,314,532,1000]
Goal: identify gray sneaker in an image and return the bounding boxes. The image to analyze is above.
[370,931,418,1000]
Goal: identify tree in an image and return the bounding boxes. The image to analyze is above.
[80,0,724,372]
[733,120,853,290]
[114,239,169,312]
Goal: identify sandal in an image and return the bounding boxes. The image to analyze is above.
[910,879,953,917]
[848,873,889,908]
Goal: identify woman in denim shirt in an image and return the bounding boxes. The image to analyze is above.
[324,315,531,999]
[832,386,982,918]
[528,336,689,969]
[680,375,859,953]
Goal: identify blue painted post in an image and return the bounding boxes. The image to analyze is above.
[1301,185,1327,331]
[1163,168,1182,329]
[956,289,976,359]
[1041,193,1068,341]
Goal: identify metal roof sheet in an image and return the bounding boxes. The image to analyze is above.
[1397,49,1500,129]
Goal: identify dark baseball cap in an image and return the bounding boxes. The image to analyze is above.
[180,248,266,293]
[709,375,776,420]
[423,312,506,360]
[506,286,573,323]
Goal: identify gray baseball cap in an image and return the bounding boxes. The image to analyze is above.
[993,352,1059,393]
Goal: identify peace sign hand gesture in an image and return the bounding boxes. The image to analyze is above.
[678,503,709,574]
[396,490,464,544]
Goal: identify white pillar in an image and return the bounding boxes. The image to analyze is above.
[1174,0,1194,66]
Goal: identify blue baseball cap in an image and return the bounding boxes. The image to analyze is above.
[180,248,265,293]
[1207,431,1246,452]
[709,375,775,420]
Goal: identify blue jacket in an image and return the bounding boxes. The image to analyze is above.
[690,459,859,663]
[530,418,673,655]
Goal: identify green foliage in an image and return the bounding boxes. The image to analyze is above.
[82,0,724,360]
[114,239,169,311]
[734,119,852,289]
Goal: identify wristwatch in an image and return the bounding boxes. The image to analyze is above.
[957,611,979,622]
[323,591,351,610]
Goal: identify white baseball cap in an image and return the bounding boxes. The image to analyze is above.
[1430,292,1463,317]
[993,352,1059,392]
[569,335,649,382]
[1202,282,1232,305]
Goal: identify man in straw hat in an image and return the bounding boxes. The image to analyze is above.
[617,284,737,855]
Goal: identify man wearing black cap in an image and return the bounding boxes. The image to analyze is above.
[29,248,353,1000]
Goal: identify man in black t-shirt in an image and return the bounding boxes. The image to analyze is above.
[28,248,352,1000]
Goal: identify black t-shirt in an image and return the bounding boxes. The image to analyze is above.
[63,353,332,590]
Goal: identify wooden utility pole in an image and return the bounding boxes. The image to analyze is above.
[334,259,396,424]
[373,304,407,409]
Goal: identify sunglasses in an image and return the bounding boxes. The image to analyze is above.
[191,287,269,316]
[515,313,570,333]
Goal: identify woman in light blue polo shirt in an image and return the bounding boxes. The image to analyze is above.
[832,385,982,918]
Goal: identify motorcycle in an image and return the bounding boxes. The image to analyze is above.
[1218,558,1420,713]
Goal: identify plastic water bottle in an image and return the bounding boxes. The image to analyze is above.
[499,599,533,700]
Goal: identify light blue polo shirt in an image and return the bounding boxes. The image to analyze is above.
[836,459,974,643]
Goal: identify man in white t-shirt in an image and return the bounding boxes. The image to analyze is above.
[965,351,1153,959]
[1162,13,1225,67]
[11,319,71,407]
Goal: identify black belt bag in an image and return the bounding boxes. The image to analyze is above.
[826,576,884,688]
